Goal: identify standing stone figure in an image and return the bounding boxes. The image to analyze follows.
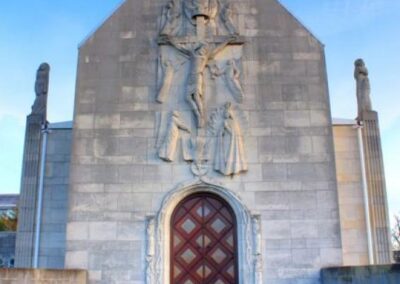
[159,111,191,162]
[160,0,182,36]
[214,102,247,175]
[210,59,244,102]
[164,36,236,127]
[157,58,185,103]
[354,58,372,124]
[220,3,238,35]
[31,63,50,115]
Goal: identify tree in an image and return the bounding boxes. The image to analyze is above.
[392,213,400,250]
[0,208,18,231]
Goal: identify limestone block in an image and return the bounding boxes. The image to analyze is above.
[65,251,89,269]
[67,222,89,241]
[250,110,284,128]
[289,191,317,210]
[291,248,320,267]
[310,110,330,127]
[290,221,319,238]
[117,193,152,211]
[75,114,94,129]
[255,191,290,210]
[262,220,291,240]
[284,110,310,127]
[264,249,292,268]
[117,222,145,241]
[120,111,154,129]
[94,114,120,129]
[262,163,287,181]
[89,222,117,241]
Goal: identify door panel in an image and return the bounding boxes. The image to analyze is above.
[171,193,238,284]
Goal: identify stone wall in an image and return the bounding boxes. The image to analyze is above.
[0,232,16,268]
[321,264,400,284]
[332,124,369,265]
[0,268,87,284]
[66,0,343,283]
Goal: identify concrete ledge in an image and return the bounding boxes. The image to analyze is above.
[321,264,400,284]
[0,269,87,284]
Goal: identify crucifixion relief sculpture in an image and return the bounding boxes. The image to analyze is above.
[156,0,248,177]
[162,35,236,128]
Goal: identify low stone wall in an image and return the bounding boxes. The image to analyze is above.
[0,269,87,284]
[0,232,16,268]
[321,264,400,284]
[394,251,400,263]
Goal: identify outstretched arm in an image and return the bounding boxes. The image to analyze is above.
[176,119,191,133]
[164,36,191,57]
[209,36,237,59]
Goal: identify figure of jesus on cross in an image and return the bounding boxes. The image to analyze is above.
[163,35,237,128]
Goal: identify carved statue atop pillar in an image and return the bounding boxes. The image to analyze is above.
[354,58,372,124]
[31,63,50,117]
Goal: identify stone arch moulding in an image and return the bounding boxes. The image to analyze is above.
[145,177,263,284]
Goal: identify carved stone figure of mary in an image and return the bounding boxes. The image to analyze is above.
[354,58,372,124]
[158,111,191,162]
[31,63,50,115]
[214,103,247,175]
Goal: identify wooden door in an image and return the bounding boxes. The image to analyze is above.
[170,193,238,284]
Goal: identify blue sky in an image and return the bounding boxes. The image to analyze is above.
[0,0,399,220]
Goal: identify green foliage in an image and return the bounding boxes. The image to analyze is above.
[0,208,18,231]
[393,213,400,250]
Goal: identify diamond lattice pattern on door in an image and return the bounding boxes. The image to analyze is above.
[171,193,238,284]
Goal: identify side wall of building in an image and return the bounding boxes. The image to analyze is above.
[333,124,369,265]
[38,127,71,268]
[15,124,71,269]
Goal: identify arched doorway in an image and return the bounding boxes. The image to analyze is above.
[170,192,238,284]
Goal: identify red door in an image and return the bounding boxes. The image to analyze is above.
[170,193,238,284]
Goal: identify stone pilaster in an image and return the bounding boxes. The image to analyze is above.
[15,114,43,268]
[361,110,392,264]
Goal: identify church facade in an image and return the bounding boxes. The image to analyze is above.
[15,0,392,283]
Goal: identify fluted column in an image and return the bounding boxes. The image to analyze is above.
[361,110,392,264]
